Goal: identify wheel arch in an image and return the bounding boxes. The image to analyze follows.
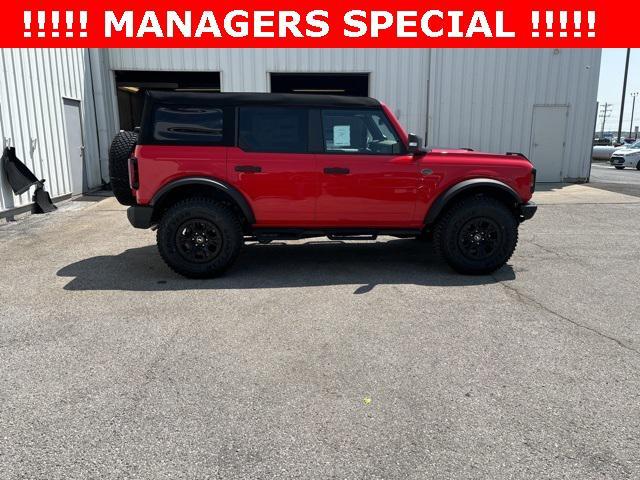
[424,178,522,226]
[150,177,256,227]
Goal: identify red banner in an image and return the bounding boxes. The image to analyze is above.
[1,0,631,47]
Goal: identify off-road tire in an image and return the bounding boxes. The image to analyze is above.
[157,198,243,278]
[414,231,433,243]
[108,131,137,205]
[434,196,518,275]
[615,166,625,170]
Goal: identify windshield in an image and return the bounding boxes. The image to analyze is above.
[630,140,640,149]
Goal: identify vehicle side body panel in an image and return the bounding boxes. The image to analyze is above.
[129,92,536,231]
[133,145,229,205]
[415,150,534,223]
[316,152,421,227]
[227,147,318,226]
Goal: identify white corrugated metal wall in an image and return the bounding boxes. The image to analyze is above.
[105,48,600,182]
[428,49,601,181]
[0,48,102,214]
[106,49,431,140]
[0,48,602,216]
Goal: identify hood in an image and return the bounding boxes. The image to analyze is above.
[613,147,640,156]
[430,148,531,162]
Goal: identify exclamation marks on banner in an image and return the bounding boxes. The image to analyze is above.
[23,11,31,37]
[66,11,74,37]
[23,10,88,38]
[79,11,88,37]
[531,11,540,37]
[587,12,596,37]
[559,11,568,38]
[51,11,60,38]
[531,11,596,38]
[545,11,553,38]
[573,11,582,37]
[37,11,46,38]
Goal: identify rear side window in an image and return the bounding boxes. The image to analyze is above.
[239,107,309,153]
[153,105,223,144]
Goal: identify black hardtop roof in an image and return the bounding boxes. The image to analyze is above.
[146,90,381,108]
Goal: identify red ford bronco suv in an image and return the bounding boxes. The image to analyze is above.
[108,91,536,278]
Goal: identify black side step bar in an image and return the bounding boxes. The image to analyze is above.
[327,234,377,241]
[248,228,421,242]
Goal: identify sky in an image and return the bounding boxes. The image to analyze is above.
[597,48,640,134]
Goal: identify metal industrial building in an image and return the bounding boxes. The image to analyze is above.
[1,48,602,216]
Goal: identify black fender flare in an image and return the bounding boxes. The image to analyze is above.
[151,177,256,224]
[424,178,522,225]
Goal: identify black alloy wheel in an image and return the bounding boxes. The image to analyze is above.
[157,198,243,278]
[175,219,223,263]
[457,217,502,261]
[434,195,518,275]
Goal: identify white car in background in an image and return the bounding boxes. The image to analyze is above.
[609,140,640,170]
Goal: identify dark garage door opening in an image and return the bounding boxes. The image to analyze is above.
[270,73,369,97]
[115,71,221,130]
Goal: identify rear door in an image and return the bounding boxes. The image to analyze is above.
[315,108,420,227]
[227,106,317,226]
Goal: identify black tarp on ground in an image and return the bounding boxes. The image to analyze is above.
[2,146,57,213]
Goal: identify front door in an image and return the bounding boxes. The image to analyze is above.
[62,98,85,195]
[530,105,568,182]
[315,108,419,227]
[227,106,317,227]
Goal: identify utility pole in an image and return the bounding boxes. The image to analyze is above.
[599,102,613,138]
[617,48,631,143]
[630,92,639,139]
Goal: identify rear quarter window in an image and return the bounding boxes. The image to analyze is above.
[153,105,223,144]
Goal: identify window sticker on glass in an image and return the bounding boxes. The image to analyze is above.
[333,125,351,147]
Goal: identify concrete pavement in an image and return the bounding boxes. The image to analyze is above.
[1,185,639,479]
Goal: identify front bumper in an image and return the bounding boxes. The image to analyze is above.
[127,205,154,229]
[610,156,625,166]
[519,201,537,222]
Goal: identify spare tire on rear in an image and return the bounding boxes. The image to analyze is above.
[108,130,138,206]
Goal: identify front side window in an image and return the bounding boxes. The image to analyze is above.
[321,109,403,155]
[239,107,309,153]
[153,106,223,144]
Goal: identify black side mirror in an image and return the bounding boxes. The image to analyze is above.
[408,133,425,154]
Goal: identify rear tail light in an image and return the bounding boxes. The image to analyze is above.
[530,168,537,193]
[128,157,139,189]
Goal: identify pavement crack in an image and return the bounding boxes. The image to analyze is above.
[493,276,640,357]
[528,240,592,268]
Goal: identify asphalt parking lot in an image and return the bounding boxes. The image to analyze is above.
[1,181,640,479]
[589,162,640,197]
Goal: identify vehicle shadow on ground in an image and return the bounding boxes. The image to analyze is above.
[57,239,515,293]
